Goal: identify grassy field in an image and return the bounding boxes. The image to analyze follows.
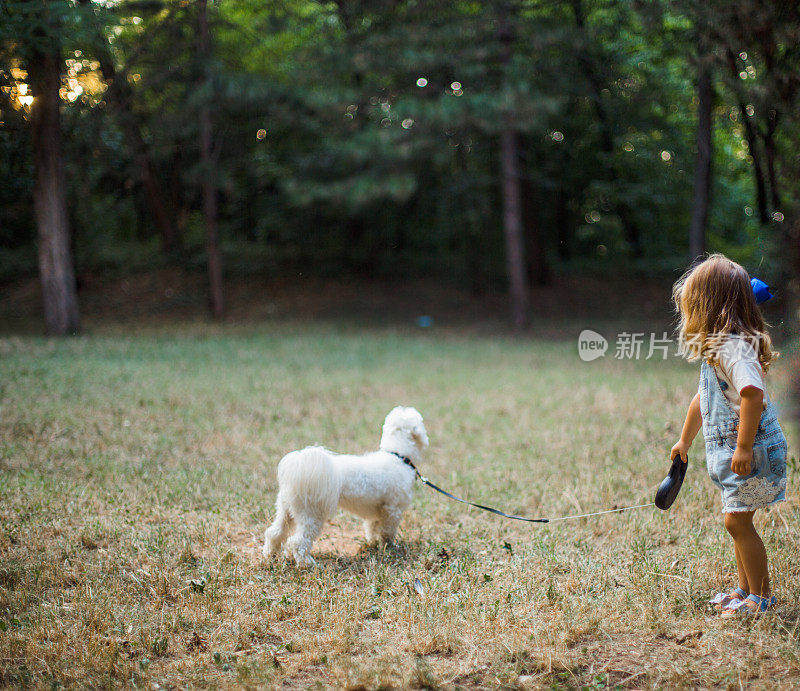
[1,325,798,689]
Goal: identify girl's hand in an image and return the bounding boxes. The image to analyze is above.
[731,446,753,476]
[670,440,690,464]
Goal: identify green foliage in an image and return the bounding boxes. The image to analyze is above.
[1,0,797,283]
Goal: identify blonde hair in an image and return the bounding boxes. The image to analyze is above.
[673,253,777,372]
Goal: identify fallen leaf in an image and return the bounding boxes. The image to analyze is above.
[187,632,207,651]
[81,535,98,550]
[189,577,207,593]
[676,630,703,645]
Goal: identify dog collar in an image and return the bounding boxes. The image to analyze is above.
[389,451,416,470]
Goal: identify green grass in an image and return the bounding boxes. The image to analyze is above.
[1,326,798,688]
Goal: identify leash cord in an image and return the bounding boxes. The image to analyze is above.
[545,502,655,522]
[396,454,653,524]
[416,474,550,523]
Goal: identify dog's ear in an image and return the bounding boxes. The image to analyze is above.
[410,421,429,449]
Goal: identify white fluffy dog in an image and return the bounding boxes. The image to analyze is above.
[262,406,429,566]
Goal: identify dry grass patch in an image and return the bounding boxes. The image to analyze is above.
[0,326,798,688]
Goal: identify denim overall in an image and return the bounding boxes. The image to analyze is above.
[699,360,788,512]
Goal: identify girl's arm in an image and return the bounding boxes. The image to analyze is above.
[731,385,764,475]
[670,392,702,463]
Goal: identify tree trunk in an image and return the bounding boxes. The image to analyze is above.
[77,0,179,252]
[198,0,224,319]
[570,0,641,257]
[521,175,549,286]
[498,1,528,329]
[740,104,769,224]
[139,148,179,252]
[29,48,81,335]
[500,127,529,329]
[555,187,570,260]
[689,60,713,262]
[764,110,781,213]
[725,49,769,224]
[761,38,781,216]
[791,211,800,434]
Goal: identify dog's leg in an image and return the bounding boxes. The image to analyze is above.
[263,494,294,559]
[285,518,323,567]
[364,518,383,545]
[365,506,403,544]
[378,507,403,543]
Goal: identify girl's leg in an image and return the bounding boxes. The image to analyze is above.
[724,511,770,598]
[733,542,749,594]
[710,541,748,610]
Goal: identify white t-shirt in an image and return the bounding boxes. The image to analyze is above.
[714,335,769,414]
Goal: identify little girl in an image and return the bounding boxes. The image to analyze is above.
[671,254,787,615]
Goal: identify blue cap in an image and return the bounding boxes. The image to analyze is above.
[751,277,773,304]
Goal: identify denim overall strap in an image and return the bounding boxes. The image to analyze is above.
[699,360,780,446]
[699,360,738,445]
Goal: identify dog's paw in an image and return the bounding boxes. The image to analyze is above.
[294,554,317,568]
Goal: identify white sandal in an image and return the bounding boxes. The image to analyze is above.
[709,587,747,611]
[721,593,777,618]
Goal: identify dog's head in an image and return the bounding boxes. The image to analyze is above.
[380,406,429,462]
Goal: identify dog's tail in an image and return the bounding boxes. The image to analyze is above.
[277,447,340,522]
